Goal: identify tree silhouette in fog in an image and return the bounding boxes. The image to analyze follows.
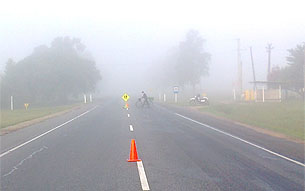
[268,43,304,97]
[175,30,210,88]
[1,37,101,107]
[153,30,210,91]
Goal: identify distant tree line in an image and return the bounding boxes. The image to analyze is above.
[152,30,210,91]
[268,43,304,98]
[1,37,101,108]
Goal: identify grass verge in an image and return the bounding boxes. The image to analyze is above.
[198,101,304,141]
[1,104,80,129]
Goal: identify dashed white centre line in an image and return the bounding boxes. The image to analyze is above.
[128,114,130,117]
[129,125,134,132]
[137,161,150,190]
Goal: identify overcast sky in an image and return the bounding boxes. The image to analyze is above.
[1,0,304,95]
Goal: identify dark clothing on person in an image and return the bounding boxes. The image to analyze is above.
[142,93,149,107]
[142,93,148,100]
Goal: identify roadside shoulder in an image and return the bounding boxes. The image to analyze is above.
[1,105,83,135]
[158,102,305,163]
[198,109,303,144]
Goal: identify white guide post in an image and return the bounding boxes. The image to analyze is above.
[89,94,92,102]
[10,96,14,111]
[279,85,282,101]
[84,94,87,103]
[262,87,265,103]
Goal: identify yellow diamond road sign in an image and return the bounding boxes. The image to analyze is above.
[24,103,29,110]
[122,93,130,102]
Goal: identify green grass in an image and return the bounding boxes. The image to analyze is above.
[1,104,80,128]
[198,101,304,141]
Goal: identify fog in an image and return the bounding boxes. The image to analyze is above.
[1,0,304,101]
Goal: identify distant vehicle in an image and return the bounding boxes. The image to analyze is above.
[189,94,209,105]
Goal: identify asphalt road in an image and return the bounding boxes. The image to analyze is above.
[1,99,304,191]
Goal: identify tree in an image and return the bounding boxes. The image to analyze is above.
[268,43,304,97]
[149,30,210,93]
[286,43,304,87]
[175,30,210,89]
[1,37,101,107]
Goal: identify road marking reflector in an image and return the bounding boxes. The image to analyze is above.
[0,106,98,158]
[129,125,134,132]
[175,113,305,167]
[137,161,150,190]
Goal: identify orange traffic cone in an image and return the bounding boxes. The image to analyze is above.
[128,139,141,162]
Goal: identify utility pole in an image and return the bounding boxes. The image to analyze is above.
[237,39,242,99]
[266,43,274,78]
[250,47,256,90]
[303,47,305,99]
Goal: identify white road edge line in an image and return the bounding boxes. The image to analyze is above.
[129,125,134,132]
[175,113,305,167]
[0,106,98,158]
[137,161,150,191]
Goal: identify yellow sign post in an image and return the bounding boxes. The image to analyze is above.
[122,93,130,109]
[122,93,130,102]
[24,103,29,110]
